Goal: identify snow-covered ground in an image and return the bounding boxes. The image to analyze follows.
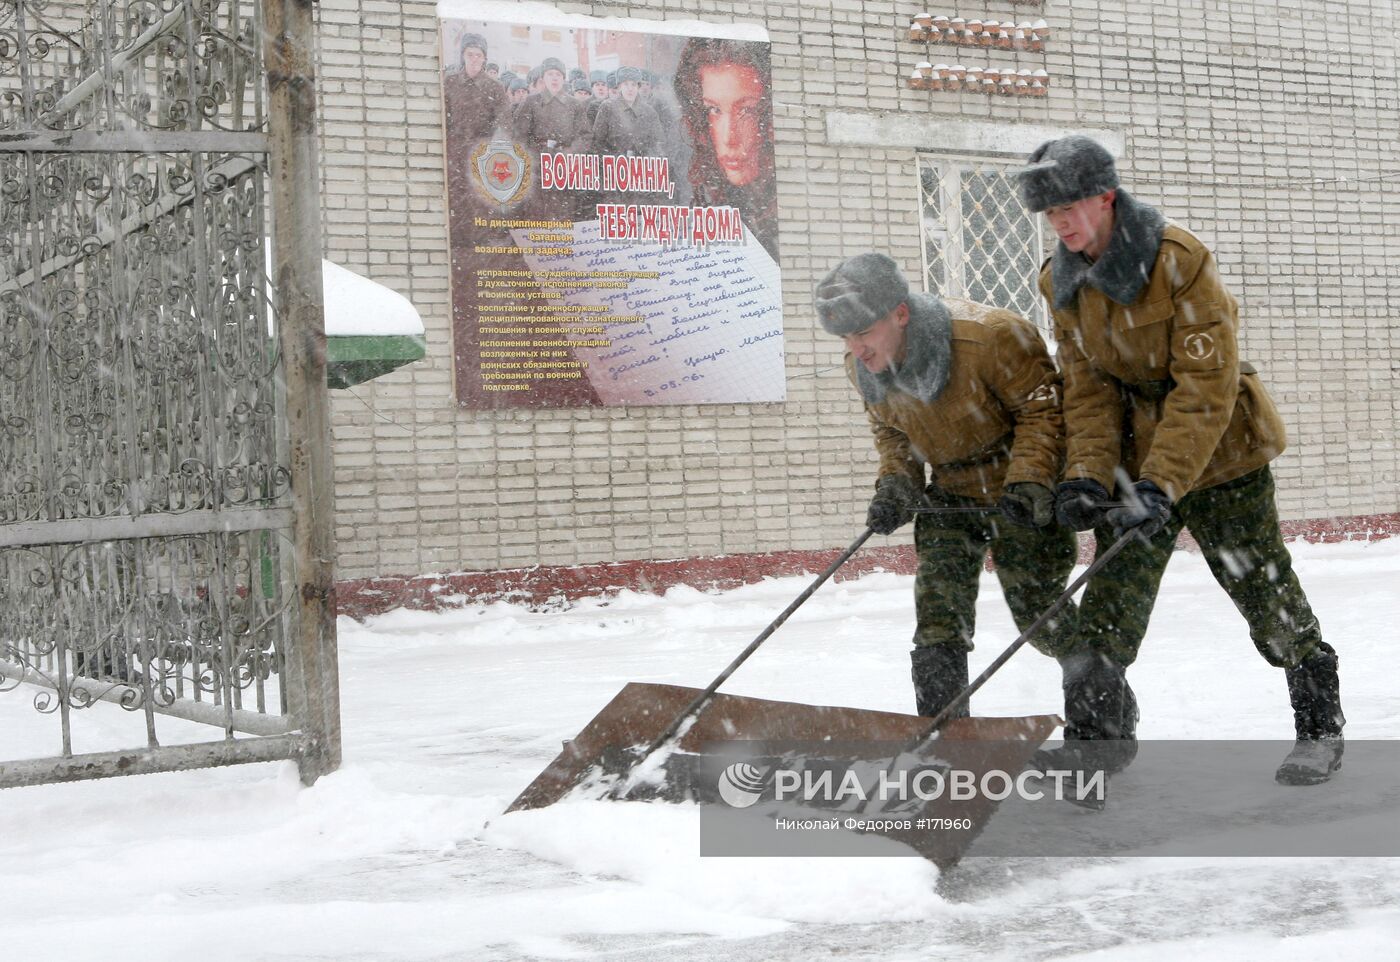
[2,538,1399,960]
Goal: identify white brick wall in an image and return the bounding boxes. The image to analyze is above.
[316,0,1400,581]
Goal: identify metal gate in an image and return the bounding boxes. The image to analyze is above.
[0,0,338,786]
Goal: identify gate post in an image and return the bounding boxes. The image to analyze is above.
[263,0,341,783]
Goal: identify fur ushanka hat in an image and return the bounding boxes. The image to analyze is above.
[813,252,910,336]
[1015,135,1119,212]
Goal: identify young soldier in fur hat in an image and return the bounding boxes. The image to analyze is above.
[816,253,1078,719]
[1015,135,1344,784]
[512,57,592,220]
[441,32,507,245]
[513,57,590,154]
[507,79,529,118]
[443,32,507,144]
[592,66,663,160]
[586,69,610,125]
[590,69,610,100]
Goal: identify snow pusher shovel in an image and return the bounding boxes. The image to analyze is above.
[506,524,1138,867]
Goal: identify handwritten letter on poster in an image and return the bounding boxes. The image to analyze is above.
[509,222,783,405]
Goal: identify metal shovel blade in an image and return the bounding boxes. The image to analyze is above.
[506,682,1058,867]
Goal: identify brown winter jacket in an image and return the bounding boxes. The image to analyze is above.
[1042,222,1287,501]
[443,70,509,245]
[512,90,591,153]
[848,299,1064,504]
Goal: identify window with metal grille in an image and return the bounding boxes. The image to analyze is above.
[918,156,1049,334]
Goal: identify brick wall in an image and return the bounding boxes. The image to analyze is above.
[315,0,1400,583]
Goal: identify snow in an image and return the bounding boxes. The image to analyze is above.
[321,259,425,337]
[264,250,426,337]
[484,801,942,924]
[436,1,770,42]
[2,538,1399,959]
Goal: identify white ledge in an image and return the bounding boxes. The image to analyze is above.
[825,112,1126,159]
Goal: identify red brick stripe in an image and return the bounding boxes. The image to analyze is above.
[335,512,1400,619]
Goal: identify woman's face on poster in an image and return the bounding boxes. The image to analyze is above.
[700,63,768,187]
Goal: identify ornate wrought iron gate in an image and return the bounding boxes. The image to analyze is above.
[0,0,339,786]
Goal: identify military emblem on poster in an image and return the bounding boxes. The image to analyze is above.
[472,139,531,208]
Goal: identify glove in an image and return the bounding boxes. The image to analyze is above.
[866,474,931,535]
[1104,479,1173,539]
[999,482,1055,528]
[1054,479,1112,531]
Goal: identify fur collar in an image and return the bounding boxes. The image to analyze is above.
[1050,190,1167,310]
[855,292,952,405]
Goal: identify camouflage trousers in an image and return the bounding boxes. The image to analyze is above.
[912,498,1079,658]
[1077,466,1324,669]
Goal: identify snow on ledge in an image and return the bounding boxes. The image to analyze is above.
[264,248,425,338]
[436,0,769,42]
[321,260,425,338]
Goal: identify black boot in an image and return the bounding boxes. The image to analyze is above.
[1275,642,1344,785]
[1033,651,1140,777]
[1062,652,1138,741]
[910,646,970,719]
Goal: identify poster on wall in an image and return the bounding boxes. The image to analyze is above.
[439,1,783,408]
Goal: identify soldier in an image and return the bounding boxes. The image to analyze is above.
[442,32,508,245]
[507,79,529,119]
[443,32,507,145]
[513,57,591,154]
[592,66,663,159]
[486,62,499,80]
[815,253,1078,720]
[571,78,592,103]
[513,57,591,220]
[586,69,611,125]
[1014,135,1344,785]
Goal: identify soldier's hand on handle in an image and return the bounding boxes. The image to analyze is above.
[998,481,1055,528]
[866,474,932,535]
[1105,479,1173,540]
[1053,478,1112,531]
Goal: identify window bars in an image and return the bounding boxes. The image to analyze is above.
[918,156,1049,334]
